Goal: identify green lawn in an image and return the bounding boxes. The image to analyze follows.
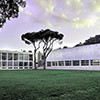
[0,70,100,100]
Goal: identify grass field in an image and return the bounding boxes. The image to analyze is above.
[0,70,100,100]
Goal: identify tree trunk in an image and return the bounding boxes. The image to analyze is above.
[34,50,37,69]
[43,57,46,70]
[43,53,46,70]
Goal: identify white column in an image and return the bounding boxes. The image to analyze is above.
[71,60,73,67]
[79,60,81,67]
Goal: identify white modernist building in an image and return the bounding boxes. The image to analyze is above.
[0,50,34,70]
[46,43,100,70]
[1,43,100,70]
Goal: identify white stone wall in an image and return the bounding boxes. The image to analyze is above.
[0,50,34,70]
[46,44,100,70]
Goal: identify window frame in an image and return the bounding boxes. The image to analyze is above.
[73,60,79,66]
[2,53,7,60]
[65,61,71,66]
[47,62,51,67]
[58,61,64,66]
[52,61,57,66]
[8,53,13,60]
[91,59,100,66]
[81,60,89,66]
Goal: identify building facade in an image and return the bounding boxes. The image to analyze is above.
[46,43,100,70]
[1,43,100,70]
[0,50,34,70]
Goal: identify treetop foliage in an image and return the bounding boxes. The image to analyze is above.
[39,29,64,42]
[0,0,26,28]
[21,29,64,45]
[75,34,100,47]
[83,35,100,45]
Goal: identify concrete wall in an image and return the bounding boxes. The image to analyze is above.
[46,44,100,70]
[0,50,34,70]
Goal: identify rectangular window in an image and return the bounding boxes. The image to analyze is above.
[19,62,23,66]
[47,62,51,67]
[14,67,18,69]
[2,53,7,60]
[19,67,23,69]
[29,54,33,61]
[8,67,12,69]
[0,53,1,60]
[29,67,33,69]
[52,61,57,66]
[73,60,79,66]
[24,62,28,66]
[81,60,89,66]
[14,62,18,66]
[8,53,13,60]
[58,61,64,66]
[29,62,33,66]
[2,67,6,69]
[24,54,28,60]
[2,61,7,66]
[91,60,100,66]
[65,61,71,66]
[19,54,23,60]
[8,61,13,66]
[14,53,18,60]
[25,67,28,69]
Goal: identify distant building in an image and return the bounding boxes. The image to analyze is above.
[46,43,100,70]
[0,50,34,70]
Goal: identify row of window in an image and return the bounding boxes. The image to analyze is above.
[0,61,33,66]
[47,60,100,67]
[0,53,33,61]
[2,67,33,70]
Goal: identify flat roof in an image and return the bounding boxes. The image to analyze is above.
[0,50,33,54]
[47,43,100,60]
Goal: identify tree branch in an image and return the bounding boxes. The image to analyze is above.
[33,42,36,50]
[45,48,52,58]
[36,41,41,51]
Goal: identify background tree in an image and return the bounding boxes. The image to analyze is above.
[74,42,83,47]
[40,29,64,69]
[0,0,26,28]
[63,46,68,48]
[83,35,100,45]
[74,34,100,47]
[21,32,41,69]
